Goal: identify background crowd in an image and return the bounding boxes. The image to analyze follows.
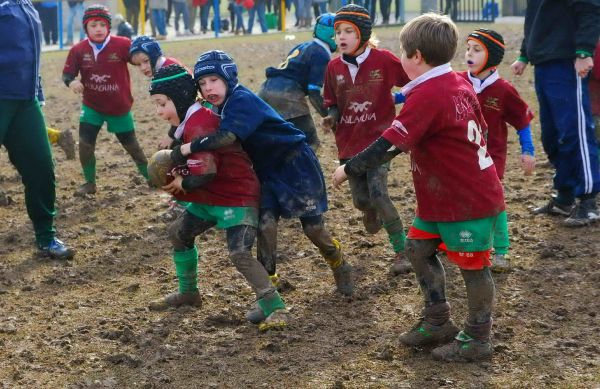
[34,0,406,45]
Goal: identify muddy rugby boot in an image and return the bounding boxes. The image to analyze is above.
[432,330,493,362]
[390,251,413,275]
[74,182,97,197]
[246,291,287,331]
[399,302,458,347]
[320,239,354,296]
[148,290,201,311]
[532,195,573,216]
[259,309,288,332]
[38,238,75,260]
[57,129,76,160]
[399,319,460,347]
[245,276,281,324]
[362,209,382,234]
[563,198,600,227]
[491,253,511,273]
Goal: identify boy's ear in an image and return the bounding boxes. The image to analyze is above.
[413,49,424,64]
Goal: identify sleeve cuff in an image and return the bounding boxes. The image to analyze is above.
[517,56,528,63]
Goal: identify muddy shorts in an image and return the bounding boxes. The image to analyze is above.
[260,142,328,218]
[186,203,258,229]
[258,77,310,120]
[408,214,499,270]
[80,104,135,134]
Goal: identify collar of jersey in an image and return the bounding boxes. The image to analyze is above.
[87,35,111,61]
[313,38,332,59]
[155,56,167,72]
[467,70,499,94]
[341,46,371,68]
[401,62,452,96]
[175,102,202,139]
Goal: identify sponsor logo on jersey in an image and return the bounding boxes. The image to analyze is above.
[341,101,376,124]
[90,73,111,83]
[86,73,119,92]
[336,74,345,84]
[484,96,500,111]
[348,101,372,113]
[83,53,93,62]
[369,69,382,80]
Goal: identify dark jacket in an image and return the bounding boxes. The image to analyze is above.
[520,0,600,65]
[0,0,43,100]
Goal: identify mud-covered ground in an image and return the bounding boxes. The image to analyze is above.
[1,25,599,388]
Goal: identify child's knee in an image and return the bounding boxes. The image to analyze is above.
[405,239,439,262]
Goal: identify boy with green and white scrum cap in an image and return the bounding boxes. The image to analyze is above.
[62,4,148,197]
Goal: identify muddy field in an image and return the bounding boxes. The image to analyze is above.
[1,25,599,388]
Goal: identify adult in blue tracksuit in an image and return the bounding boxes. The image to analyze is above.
[0,0,74,259]
[512,0,600,226]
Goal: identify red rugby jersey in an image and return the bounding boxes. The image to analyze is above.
[382,68,505,222]
[63,36,133,116]
[174,104,260,208]
[459,71,534,179]
[323,48,410,159]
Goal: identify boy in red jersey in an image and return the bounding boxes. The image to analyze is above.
[461,28,535,273]
[333,13,504,362]
[148,65,287,331]
[62,5,148,197]
[322,4,412,275]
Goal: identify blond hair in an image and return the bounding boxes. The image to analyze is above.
[399,13,458,66]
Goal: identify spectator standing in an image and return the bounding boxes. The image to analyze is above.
[512,0,600,226]
[123,0,141,34]
[0,0,75,259]
[66,0,85,45]
[150,0,168,39]
[248,0,268,33]
[173,0,192,35]
[39,1,59,45]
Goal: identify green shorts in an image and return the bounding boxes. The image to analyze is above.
[186,203,259,229]
[409,215,498,252]
[80,104,135,134]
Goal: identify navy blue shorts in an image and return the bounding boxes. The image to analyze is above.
[259,142,328,218]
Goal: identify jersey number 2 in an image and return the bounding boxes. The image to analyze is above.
[467,120,493,170]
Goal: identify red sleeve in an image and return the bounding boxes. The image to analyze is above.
[384,50,410,87]
[62,46,80,77]
[186,151,217,177]
[592,41,600,81]
[382,91,436,151]
[502,81,534,131]
[323,62,337,109]
[122,38,131,62]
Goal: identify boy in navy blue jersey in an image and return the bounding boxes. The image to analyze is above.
[172,51,354,320]
[257,13,337,150]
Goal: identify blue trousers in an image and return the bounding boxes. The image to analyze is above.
[248,0,267,33]
[534,60,600,198]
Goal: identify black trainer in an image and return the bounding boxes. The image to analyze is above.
[563,199,600,227]
[532,196,573,216]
